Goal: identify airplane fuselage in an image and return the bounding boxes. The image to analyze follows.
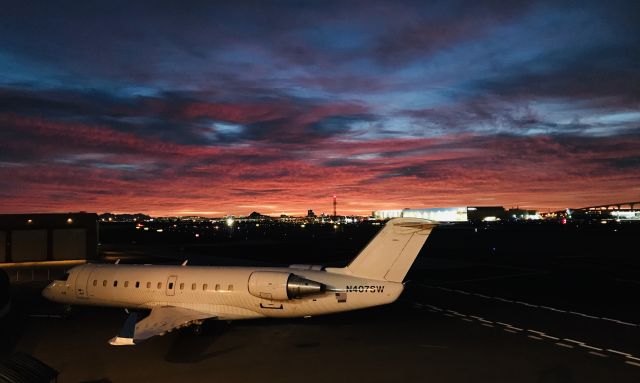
[44,263,405,320]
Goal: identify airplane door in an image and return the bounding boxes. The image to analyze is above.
[166,275,177,296]
[75,266,93,298]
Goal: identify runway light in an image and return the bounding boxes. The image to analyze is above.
[333,224,338,229]
[27,219,33,224]
[143,227,149,231]
[300,224,306,228]
[256,223,260,227]
[226,217,234,227]
[195,233,200,238]
[66,218,73,224]
[156,229,163,233]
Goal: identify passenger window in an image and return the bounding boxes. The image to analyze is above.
[135,281,140,288]
[146,282,151,289]
[191,283,196,290]
[168,282,174,289]
[103,280,107,287]
[228,284,233,291]
[124,281,129,288]
[114,281,118,287]
[180,283,184,290]
[215,284,220,291]
[157,282,162,289]
[203,284,208,291]
[93,280,97,286]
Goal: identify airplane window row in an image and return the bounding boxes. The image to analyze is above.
[177,282,233,291]
[93,280,163,289]
[92,279,233,291]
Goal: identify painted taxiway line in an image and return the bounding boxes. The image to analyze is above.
[601,317,637,327]
[418,284,640,327]
[579,344,603,352]
[416,300,640,365]
[607,349,631,357]
[569,311,600,319]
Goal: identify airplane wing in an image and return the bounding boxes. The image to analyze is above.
[109,306,216,346]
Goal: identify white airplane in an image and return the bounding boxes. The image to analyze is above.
[43,218,436,345]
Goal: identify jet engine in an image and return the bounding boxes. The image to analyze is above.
[248,271,325,300]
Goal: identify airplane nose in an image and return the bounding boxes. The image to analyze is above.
[42,284,53,300]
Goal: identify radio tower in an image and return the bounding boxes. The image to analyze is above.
[333,195,337,217]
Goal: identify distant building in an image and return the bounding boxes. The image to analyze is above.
[307,209,316,218]
[372,206,509,222]
[506,208,541,220]
[0,213,98,263]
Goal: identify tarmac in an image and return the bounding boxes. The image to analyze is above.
[3,259,640,382]
[3,222,640,382]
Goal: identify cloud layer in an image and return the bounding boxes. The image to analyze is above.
[1,1,639,215]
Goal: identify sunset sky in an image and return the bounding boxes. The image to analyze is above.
[1,1,639,216]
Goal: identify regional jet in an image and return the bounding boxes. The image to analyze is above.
[43,218,436,345]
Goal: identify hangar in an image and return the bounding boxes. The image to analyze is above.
[0,213,98,264]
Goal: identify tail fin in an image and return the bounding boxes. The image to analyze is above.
[327,218,437,282]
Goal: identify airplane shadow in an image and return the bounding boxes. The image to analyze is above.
[163,321,242,364]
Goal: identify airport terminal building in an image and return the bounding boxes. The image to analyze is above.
[372,206,507,222]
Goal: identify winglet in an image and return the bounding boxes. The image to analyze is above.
[108,311,138,346]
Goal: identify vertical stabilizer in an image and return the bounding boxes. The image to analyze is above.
[327,218,436,282]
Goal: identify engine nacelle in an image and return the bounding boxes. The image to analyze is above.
[248,271,325,300]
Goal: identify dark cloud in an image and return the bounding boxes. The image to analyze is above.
[0,1,639,214]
